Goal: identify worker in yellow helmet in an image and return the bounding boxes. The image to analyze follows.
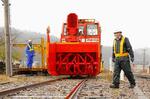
[110,31,136,88]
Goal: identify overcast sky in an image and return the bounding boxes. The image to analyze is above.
[0,0,150,49]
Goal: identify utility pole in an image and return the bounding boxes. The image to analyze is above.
[143,49,146,72]
[2,0,12,76]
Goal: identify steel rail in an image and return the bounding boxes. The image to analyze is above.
[65,79,87,99]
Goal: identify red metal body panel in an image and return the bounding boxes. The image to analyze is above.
[47,13,101,76]
[55,43,98,52]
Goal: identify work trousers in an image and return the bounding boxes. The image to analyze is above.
[112,57,135,85]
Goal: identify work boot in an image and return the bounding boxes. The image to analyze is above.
[129,84,136,88]
[110,84,119,88]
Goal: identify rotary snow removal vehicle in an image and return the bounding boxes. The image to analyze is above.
[47,13,101,76]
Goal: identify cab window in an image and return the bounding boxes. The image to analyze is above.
[87,24,98,35]
[78,26,84,35]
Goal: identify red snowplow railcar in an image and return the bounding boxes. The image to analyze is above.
[47,13,101,76]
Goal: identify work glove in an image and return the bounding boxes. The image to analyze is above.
[131,58,134,62]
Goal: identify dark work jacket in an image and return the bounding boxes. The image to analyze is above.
[112,36,134,60]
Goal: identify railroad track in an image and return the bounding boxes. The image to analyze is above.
[135,74,150,79]
[66,73,150,99]
[0,81,11,85]
[1,77,86,98]
[1,73,149,98]
[0,77,67,97]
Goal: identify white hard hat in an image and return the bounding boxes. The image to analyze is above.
[113,26,123,34]
[114,31,122,34]
[28,40,32,43]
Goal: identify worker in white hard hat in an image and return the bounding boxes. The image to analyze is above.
[25,40,35,69]
[110,31,136,88]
